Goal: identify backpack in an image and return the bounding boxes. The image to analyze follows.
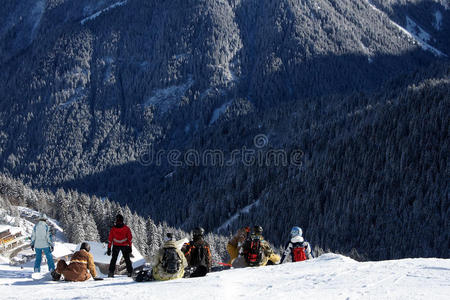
[291,242,307,262]
[242,236,263,266]
[161,248,181,274]
[186,242,210,269]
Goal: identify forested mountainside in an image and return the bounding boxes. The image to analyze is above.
[0,0,448,260]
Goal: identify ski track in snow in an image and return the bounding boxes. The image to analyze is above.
[216,200,260,233]
[1,254,450,299]
[81,1,128,25]
[366,1,447,57]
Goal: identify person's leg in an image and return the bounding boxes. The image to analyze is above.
[121,246,133,274]
[34,249,42,272]
[56,260,68,274]
[109,246,120,275]
[52,260,67,280]
[190,266,207,278]
[43,247,55,271]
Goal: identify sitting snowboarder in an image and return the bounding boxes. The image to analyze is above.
[52,242,99,281]
[280,226,313,263]
[232,226,280,268]
[227,226,250,264]
[181,227,212,277]
[151,233,188,281]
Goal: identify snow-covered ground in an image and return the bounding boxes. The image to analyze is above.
[1,254,449,299]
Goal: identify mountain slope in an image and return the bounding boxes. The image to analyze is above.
[0,0,447,187]
[1,254,450,299]
[0,0,448,261]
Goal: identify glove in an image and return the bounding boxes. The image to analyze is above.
[107,248,111,256]
[129,246,132,254]
[31,244,34,251]
[50,246,54,253]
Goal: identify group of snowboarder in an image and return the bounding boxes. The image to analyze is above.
[30,213,313,282]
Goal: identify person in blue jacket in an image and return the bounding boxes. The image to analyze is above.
[31,213,55,272]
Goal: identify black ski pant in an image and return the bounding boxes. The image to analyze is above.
[109,245,133,274]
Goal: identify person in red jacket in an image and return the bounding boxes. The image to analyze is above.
[106,214,133,277]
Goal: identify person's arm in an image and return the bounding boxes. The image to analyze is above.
[107,228,113,249]
[206,244,212,270]
[179,249,188,269]
[127,226,132,248]
[304,242,313,259]
[46,225,54,247]
[263,242,280,264]
[87,253,97,278]
[280,242,292,264]
[151,250,162,267]
[31,226,36,249]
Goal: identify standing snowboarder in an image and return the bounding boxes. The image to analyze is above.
[181,227,212,277]
[31,213,55,273]
[106,214,133,277]
[280,226,313,263]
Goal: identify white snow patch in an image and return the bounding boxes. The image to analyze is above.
[164,171,175,179]
[81,1,128,25]
[209,100,232,125]
[30,0,45,41]
[103,57,115,84]
[1,254,450,299]
[433,10,443,31]
[216,200,260,233]
[366,1,446,57]
[406,16,431,42]
[143,77,194,113]
[396,16,446,57]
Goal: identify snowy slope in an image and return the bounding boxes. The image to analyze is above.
[1,254,449,299]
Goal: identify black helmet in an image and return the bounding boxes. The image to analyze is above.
[116,214,124,224]
[192,227,205,237]
[253,225,263,235]
[80,242,91,252]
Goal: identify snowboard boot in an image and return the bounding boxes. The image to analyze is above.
[127,272,132,277]
[108,272,114,278]
[51,270,61,281]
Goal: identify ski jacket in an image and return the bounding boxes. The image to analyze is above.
[152,240,188,281]
[280,236,313,263]
[57,249,97,281]
[31,221,54,249]
[232,237,280,268]
[108,224,132,248]
[182,239,212,271]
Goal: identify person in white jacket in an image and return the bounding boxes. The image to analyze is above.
[280,226,313,263]
[31,213,55,272]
